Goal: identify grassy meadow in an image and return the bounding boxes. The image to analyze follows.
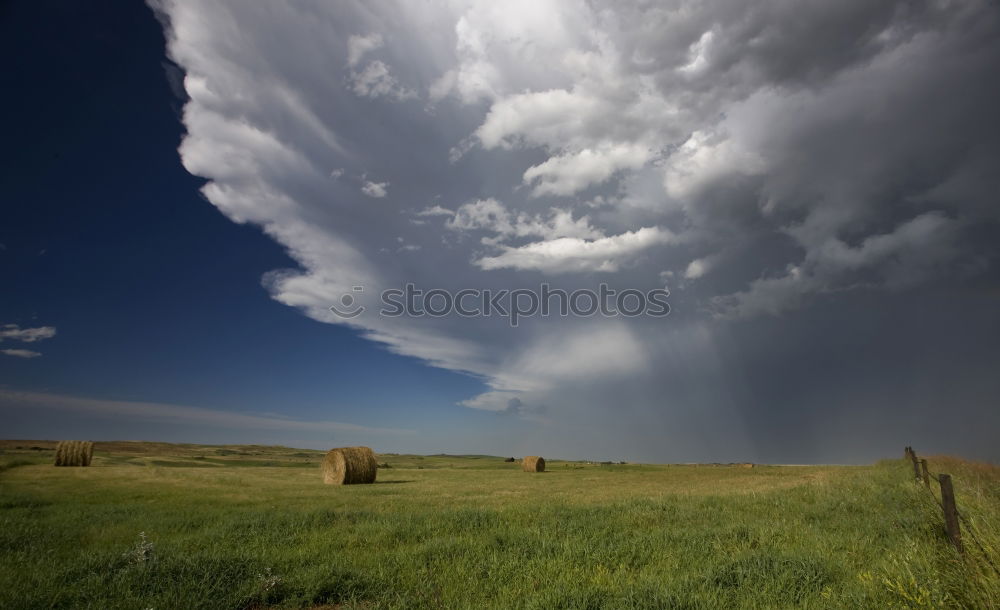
[0,441,998,609]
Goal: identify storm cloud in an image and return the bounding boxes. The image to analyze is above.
[151,0,1000,462]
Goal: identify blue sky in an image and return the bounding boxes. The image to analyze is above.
[3,0,999,463]
[0,1,494,454]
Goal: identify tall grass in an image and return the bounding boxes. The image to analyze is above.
[0,446,996,608]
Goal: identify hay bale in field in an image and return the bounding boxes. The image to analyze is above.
[741,463,754,469]
[54,440,93,467]
[504,457,515,462]
[522,456,545,472]
[321,446,377,485]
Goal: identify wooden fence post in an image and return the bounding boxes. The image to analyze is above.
[919,459,930,487]
[938,474,964,554]
[911,452,921,482]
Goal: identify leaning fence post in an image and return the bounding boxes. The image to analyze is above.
[919,459,930,487]
[911,451,921,482]
[938,474,964,554]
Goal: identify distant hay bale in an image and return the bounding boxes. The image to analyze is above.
[741,463,755,469]
[321,446,377,485]
[522,456,545,472]
[54,441,93,467]
[504,457,515,463]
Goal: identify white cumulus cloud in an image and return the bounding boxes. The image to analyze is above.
[349,60,415,101]
[361,180,389,198]
[2,348,42,359]
[0,324,56,343]
[475,227,675,273]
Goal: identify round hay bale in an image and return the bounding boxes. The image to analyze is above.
[54,440,94,467]
[322,446,377,485]
[522,456,545,472]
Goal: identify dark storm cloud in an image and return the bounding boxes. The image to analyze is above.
[151,0,1000,461]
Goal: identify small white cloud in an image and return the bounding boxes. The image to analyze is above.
[2,348,41,358]
[523,143,653,197]
[415,205,454,217]
[474,88,602,150]
[474,226,675,273]
[350,61,415,101]
[446,198,513,234]
[445,199,600,245]
[0,324,56,343]
[684,257,713,279]
[361,180,389,198]
[330,168,344,179]
[346,33,383,68]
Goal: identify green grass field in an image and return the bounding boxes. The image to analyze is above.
[1,441,997,609]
